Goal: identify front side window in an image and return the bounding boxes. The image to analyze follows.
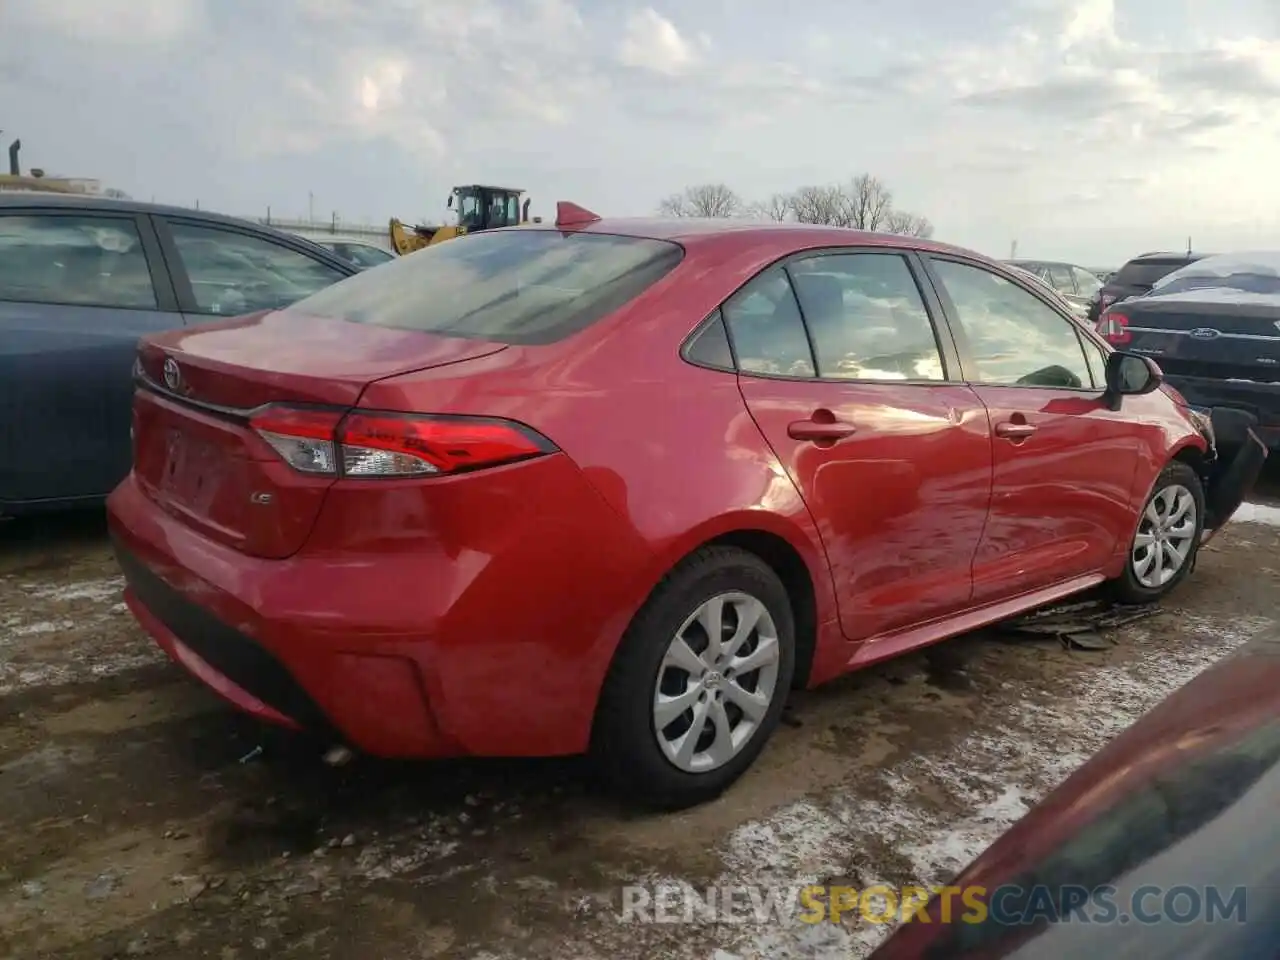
[721,266,815,378]
[0,214,157,309]
[288,228,683,345]
[168,222,348,315]
[930,259,1092,389]
[789,253,945,381]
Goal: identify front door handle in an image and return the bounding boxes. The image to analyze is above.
[788,419,857,442]
[994,421,1037,440]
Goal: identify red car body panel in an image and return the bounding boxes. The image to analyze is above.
[107,219,1218,761]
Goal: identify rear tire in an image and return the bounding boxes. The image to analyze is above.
[591,546,796,810]
[1110,461,1205,604]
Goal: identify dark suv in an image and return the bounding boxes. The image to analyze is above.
[1087,251,1210,325]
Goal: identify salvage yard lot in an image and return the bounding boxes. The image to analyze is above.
[3,480,1280,960]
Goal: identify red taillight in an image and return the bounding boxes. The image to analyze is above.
[1097,310,1131,345]
[248,406,556,478]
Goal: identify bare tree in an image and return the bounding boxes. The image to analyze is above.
[747,193,794,222]
[656,174,935,237]
[656,183,743,218]
[884,209,935,239]
[845,174,894,231]
[789,185,850,226]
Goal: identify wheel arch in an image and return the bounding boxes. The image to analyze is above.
[593,511,836,716]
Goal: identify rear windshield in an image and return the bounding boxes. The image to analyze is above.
[1112,259,1193,289]
[286,229,684,345]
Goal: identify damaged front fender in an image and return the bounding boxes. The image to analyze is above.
[1201,422,1269,542]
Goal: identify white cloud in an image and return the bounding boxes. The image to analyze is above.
[4,0,1280,263]
[8,0,205,43]
[618,8,698,76]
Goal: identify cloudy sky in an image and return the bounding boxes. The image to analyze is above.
[3,0,1280,265]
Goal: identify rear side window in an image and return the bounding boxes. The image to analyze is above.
[722,266,816,378]
[0,214,157,309]
[168,221,349,316]
[1045,264,1073,293]
[1113,259,1191,289]
[684,310,735,371]
[288,229,684,346]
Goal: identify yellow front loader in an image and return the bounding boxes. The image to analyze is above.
[389,184,535,256]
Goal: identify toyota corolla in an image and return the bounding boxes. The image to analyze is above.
[107,203,1265,809]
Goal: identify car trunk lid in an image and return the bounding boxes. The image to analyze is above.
[1103,299,1280,384]
[132,310,507,558]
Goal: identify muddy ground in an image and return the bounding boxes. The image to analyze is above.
[3,474,1280,960]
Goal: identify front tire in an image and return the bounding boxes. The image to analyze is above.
[591,546,796,810]
[1111,461,1205,604]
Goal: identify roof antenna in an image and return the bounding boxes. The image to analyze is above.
[555,201,601,229]
[1186,236,1191,256]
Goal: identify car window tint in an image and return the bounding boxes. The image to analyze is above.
[721,266,815,378]
[0,214,157,309]
[168,222,348,315]
[931,259,1092,389]
[1072,266,1103,297]
[289,229,682,345]
[329,242,394,268]
[685,310,735,370]
[789,253,944,381]
[1113,259,1190,288]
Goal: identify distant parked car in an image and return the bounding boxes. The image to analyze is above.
[0,194,358,516]
[309,238,395,269]
[1003,264,1084,317]
[1003,260,1102,319]
[1097,251,1280,455]
[871,626,1280,960]
[108,206,1262,810]
[1087,251,1211,326]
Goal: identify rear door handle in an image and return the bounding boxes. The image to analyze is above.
[788,419,857,442]
[994,421,1037,440]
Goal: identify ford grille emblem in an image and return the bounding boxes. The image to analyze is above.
[1188,327,1220,340]
[163,357,182,391]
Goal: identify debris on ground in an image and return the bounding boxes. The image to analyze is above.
[996,597,1163,650]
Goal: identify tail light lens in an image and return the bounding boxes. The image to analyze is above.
[1097,310,1131,345]
[248,406,556,478]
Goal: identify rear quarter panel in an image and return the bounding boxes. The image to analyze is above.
[356,239,843,687]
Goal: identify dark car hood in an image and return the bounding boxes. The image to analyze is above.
[871,629,1280,959]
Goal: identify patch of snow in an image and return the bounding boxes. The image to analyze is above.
[3,619,75,640]
[27,577,124,603]
[1230,502,1280,528]
[709,612,1274,959]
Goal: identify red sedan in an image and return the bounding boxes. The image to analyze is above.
[107,203,1264,809]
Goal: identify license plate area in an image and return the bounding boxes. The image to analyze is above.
[160,429,225,508]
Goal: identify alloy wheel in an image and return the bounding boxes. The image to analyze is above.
[1132,483,1198,589]
[652,592,781,773]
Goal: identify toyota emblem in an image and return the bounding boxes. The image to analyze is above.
[163,357,182,391]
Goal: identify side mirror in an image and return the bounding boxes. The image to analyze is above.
[1103,351,1162,409]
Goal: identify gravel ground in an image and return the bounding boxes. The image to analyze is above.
[3,474,1279,960]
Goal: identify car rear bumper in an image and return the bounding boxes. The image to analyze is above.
[1165,374,1280,450]
[106,465,652,759]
